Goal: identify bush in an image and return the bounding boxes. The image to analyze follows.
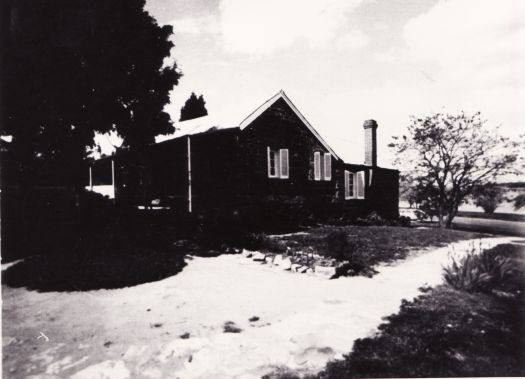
[443,243,514,292]
[243,233,287,253]
[398,215,412,227]
[324,230,372,277]
[356,211,386,226]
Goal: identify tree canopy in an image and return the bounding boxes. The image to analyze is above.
[471,183,504,214]
[391,111,521,227]
[1,0,181,188]
[179,92,208,121]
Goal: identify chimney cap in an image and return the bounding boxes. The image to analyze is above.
[363,119,378,129]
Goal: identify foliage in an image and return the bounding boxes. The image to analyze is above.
[180,92,208,121]
[443,243,514,292]
[355,211,386,226]
[471,182,504,213]
[513,194,525,210]
[391,112,521,228]
[1,0,181,188]
[244,233,287,253]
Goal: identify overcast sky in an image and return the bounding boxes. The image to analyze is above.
[143,0,524,168]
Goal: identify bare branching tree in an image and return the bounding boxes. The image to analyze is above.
[391,111,521,228]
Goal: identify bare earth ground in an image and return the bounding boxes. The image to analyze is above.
[2,237,515,379]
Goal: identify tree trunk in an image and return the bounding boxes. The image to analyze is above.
[445,205,459,228]
[437,207,445,228]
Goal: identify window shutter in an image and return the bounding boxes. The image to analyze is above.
[324,153,331,180]
[267,146,272,177]
[344,170,350,198]
[314,152,321,180]
[280,149,289,178]
[357,171,365,198]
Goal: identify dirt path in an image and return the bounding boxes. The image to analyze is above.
[2,237,515,378]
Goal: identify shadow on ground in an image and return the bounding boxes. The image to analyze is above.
[2,249,187,292]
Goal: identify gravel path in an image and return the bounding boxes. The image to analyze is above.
[2,237,515,378]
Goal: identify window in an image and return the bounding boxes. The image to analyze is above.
[345,170,365,199]
[314,152,321,180]
[267,147,289,179]
[323,153,331,180]
[344,170,354,199]
[313,152,331,181]
[356,171,365,199]
[280,148,289,178]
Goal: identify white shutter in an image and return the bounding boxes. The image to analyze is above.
[324,153,331,180]
[357,171,365,198]
[344,170,350,199]
[280,149,289,178]
[314,152,321,181]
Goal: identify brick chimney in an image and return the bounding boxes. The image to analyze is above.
[363,119,377,166]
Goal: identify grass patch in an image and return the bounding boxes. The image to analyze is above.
[247,225,486,277]
[306,243,525,378]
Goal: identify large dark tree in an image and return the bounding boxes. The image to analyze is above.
[391,112,521,228]
[179,92,208,121]
[1,0,181,188]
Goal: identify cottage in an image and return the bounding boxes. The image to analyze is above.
[88,90,399,221]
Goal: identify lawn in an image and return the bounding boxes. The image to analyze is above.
[286,242,525,378]
[249,225,486,277]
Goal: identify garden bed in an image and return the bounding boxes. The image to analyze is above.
[246,225,487,278]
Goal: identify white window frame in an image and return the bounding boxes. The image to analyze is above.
[344,170,355,199]
[356,171,365,199]
[314,151,321,181]
[267,146,289,179]
[323,153,331,181]
[279,148,289,179]
[267,147,278,178]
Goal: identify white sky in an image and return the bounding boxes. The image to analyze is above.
[141,0,524,170]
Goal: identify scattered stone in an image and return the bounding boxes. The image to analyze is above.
[248,316,260,322]
[290,263,301,272]
[252,252,266,261]
[241,249,253,257]
[315,266,336,277]
[223,321,242,333]
[297,266,309,273]
[281,258,292,270]
[273,255,283,266]
[264,255,275,264]
[180,332,191,339]
[103,341,112,348]
[151,323,163,328]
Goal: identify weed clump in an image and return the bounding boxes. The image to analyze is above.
[443,242,514,292]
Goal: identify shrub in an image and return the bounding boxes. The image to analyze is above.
[398,215,412,227]
[244,233,287,253]
[443,243,514,292]
[356,211,386,226]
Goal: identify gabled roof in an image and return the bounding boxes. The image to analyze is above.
[239,90,340,160]
[154,90,340,160]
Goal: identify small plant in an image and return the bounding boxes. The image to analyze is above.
[443,242,514,292]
